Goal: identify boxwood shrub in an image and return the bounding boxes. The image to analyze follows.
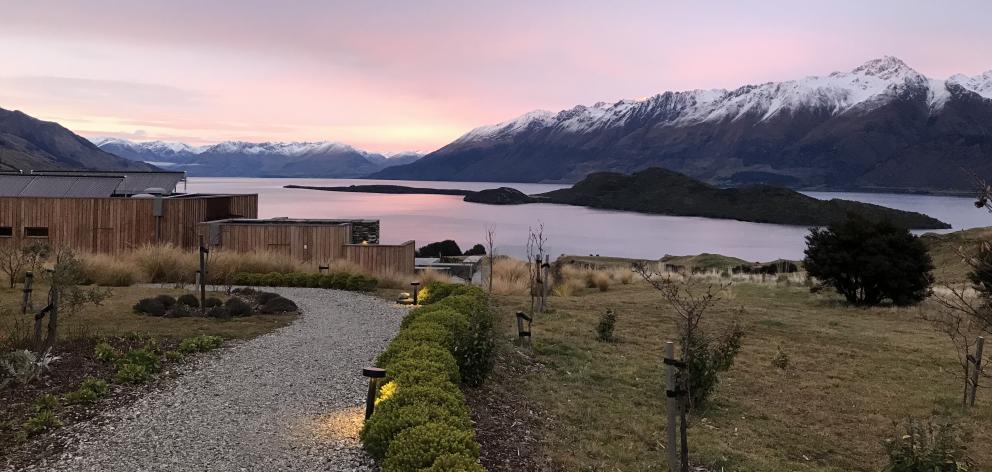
[362,282,495,470]
[381,423,480,472]
[231,271,377,292]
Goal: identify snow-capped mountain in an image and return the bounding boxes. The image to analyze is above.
[94,138,423,178]
[375,57,992,191]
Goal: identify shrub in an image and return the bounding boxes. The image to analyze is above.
[207,306,231,319]
[165,304,194,318]
[178,335,224,353]
[34,393,60,412]
[119,348,160,374]
[883,417,972,472]
[771,346,790,370]
[255,291,281,305]
[177,293,200,307]
[381,423,479,472]
[154,294,177,310]
[21,409,61,436]
[63,377,109,406]
[682,321,745,409]
[386,344,460,381]
[361,402,472,460]
[421,281,458,304]
[392,322,456,353]
[260,296,298,314]
[165,350,183,362]
[1,350,54,387]
[203,297,223,308]
[593,272,611,292]
[803,215,933,306]
[596,309,617,342]
[94,342,119,363]
[224,297,252,316]
[424,454,487,472]
[133,298,166,316]
[462,244,486,257]
[385,356,461,386]
[115,363,149,384]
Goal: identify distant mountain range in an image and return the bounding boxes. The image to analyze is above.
[0,107,157,172]
[93,138,423,178]
[373,57,992,192]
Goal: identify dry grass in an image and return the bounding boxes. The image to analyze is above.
[1,283,296,350]
[491,258,530,295]
[491,281,992,471]
[126,244,198,284]
[79,253,141,287]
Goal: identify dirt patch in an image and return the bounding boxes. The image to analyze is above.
[0,336,186,465]
[464,344,559,472]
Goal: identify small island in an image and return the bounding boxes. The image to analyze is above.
[286,167,951,229]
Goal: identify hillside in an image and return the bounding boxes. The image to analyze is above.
[95,138,422,178]
[0,108,157,172]
[372,57,992,192]
[537,168,949,229]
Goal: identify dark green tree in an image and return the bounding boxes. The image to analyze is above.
[803,215,933,306]
[462,244,486,256]
[415,240,462,258]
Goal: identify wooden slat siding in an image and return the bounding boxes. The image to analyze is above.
[0,194,259,254]
[195,222,351,264]
[344,240,415,275]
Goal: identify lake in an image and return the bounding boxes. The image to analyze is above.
[185,177,990,262]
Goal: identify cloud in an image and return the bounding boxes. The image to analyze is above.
[0,76,205,107]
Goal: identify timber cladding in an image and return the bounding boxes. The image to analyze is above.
[197,221,352,263]
[344,240,416,275]
[0,195,258,253]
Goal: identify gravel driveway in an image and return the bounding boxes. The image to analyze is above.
[11,288,404,472]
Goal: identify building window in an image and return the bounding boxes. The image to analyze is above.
[0,227,11,237]
[24,227,49,238]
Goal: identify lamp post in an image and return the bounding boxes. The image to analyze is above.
[362,367,386,419]
[410,281,421,306]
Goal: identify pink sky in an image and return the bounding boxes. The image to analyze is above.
[1,0,990,153]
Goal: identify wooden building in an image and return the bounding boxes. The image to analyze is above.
[0,194,257,253]
[197,218,415,275]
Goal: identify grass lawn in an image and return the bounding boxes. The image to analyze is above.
[492,281,992,471]
[0,284,296,348]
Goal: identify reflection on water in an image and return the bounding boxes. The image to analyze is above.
[186,178,990,262]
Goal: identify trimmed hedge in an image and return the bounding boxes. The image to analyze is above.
[361,282,494,471]
[231,271,377,292]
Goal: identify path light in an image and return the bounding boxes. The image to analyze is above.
[516,311,532,346]
[362,367,386,419]
[410,281,421,306]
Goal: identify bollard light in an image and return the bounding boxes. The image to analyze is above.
[410,281,421,306]
[362,367,387,419]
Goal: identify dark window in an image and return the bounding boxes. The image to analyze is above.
[0,227,11,237]
[24,227,49,238]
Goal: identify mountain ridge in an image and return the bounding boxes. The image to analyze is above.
[0,108,158,172]
[372,57,992,191]
[94,138,423,178]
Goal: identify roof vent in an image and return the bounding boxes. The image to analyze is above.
[144,187,167,195]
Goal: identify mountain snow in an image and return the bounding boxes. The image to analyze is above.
[91,138,422,160]
[455,57,992,143]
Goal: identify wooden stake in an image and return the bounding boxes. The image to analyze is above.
[664,342,678,472]
[199,235,207,315]
[22,271,33,315]
[969,336,985,407]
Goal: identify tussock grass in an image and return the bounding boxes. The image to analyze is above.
[491,258,530,295]
[80,254,140,287]
[127,244,197,284]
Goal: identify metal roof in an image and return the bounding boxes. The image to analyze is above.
[0,170,184,195]
[0,175,125,197]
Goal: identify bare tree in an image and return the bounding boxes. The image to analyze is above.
[0,246,27,288]
[924,286,989,406]
[485,226,496,294]
[35,248,110,352]
[525,223,547,314]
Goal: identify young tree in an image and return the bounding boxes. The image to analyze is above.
[0,246,27,288]
[631,264,744,472]
[36,248,110,352]
[803,215,934,306]
[526,223,547,313]
[484,226,496,294]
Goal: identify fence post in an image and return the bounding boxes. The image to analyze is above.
[22,271,33,315]
[664,342,678,472]
[199,235,208,315]
[970,336,985,407]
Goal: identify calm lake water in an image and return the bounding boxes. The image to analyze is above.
[185,178,990,262]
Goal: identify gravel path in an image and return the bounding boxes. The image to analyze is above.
[11,288,404,472]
